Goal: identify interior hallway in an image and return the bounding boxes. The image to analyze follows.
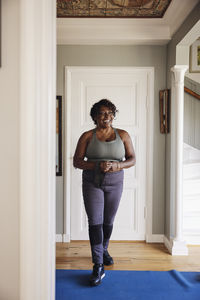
[56,241,200,272]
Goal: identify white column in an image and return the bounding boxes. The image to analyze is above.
[170,65,188,255]
[20,0,56,299]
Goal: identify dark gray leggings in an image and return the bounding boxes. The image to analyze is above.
[82,169,124,264]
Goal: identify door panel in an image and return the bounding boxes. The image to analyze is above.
[68,68,147,240]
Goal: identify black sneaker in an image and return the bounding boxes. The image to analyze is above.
[103,250,114,266]
[89,264,105,286]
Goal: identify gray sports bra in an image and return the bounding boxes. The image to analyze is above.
[85,128,125,162]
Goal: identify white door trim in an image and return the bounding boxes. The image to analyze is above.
[20,0,56,299]
[64,66,154,242]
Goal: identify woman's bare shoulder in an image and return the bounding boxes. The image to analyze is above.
[116,128,130,141]
[79,129,93,142]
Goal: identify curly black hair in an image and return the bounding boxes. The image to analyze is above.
[90,99,118,125]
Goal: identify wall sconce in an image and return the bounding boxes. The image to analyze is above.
[159,89,170,134]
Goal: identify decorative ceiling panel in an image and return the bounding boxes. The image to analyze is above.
[57,0,172,18]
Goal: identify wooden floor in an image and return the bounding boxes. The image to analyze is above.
[56,241,200,272]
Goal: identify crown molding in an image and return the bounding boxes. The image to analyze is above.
[57,19,170,45]
[56,0,199,45]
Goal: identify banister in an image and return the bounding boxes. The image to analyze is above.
[184,86,200,101]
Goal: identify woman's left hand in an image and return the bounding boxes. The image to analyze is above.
[108,162,121,172]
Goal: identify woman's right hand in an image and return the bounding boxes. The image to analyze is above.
[100,161,112,173]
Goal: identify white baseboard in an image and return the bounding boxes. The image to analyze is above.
[56,234,63,242]
[63,234,70,242]
[146,234,164,243]
[59,234,166,243]
[171,240,188,255]
[56,234,71,243]
[164,236,172,253]
[164,236,188,255]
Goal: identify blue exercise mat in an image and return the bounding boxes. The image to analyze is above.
[56,269,200,300]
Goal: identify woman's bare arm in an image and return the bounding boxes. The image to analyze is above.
[108,130,136,172]
[120,130,136,169]
[73,131,96,170]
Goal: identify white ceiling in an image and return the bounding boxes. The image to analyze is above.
[57,0,199,45]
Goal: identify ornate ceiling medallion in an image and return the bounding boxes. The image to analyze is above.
[57,0,172,18]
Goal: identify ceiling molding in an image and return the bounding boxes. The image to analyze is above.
[57,21,170,45]
[57,0,199,45]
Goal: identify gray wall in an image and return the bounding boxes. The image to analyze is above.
[0,1,20,299]
[56,45,167,235]
[165,2,200,239]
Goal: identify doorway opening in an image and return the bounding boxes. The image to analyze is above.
[63,66,154,243]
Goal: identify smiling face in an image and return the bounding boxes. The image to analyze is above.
[95,105,114,128]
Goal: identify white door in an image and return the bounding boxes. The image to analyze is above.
[67,67,148,240]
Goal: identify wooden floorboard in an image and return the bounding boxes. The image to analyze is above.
[56,241,200,272]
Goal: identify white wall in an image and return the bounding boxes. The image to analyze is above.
[184,92,200,149]
[0,1,20,299]
[184,77,200,149]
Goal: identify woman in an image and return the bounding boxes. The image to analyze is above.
[73,99,136,286]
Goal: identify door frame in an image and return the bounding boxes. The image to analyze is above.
[63,66,154,242]
[20,0,56,298]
